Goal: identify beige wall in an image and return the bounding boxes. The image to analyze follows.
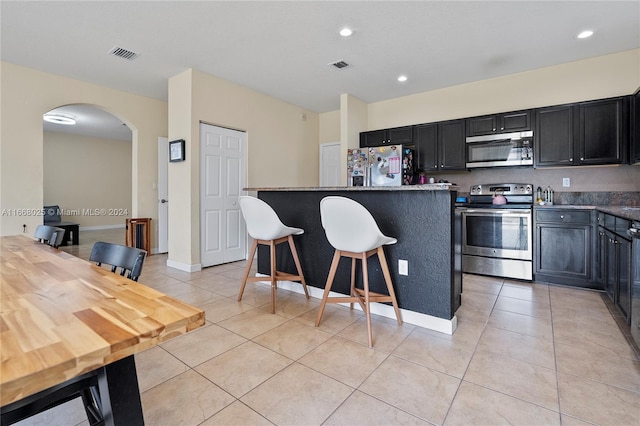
[366,49,640,129]
[0,62,167,246]
[167,69,319,267]
[327,49,640,192]
[43,131,132,227]
[319,110,340,144]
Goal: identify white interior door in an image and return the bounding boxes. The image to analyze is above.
[320,142,341,186]
[157,137,169,253]
[200,123,246,267]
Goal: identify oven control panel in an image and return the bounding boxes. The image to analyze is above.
[470,183,533,196]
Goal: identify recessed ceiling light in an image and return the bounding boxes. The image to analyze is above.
[339,27,353,37]
[577,30,594,39]
[43,113,76,125]
[397,75,408,82]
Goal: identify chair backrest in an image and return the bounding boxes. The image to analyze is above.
[89,242,147,281]
[320,196,395,253]
[34,224,65,248]
[44,205,62,223]
[239,196,299,240]
[48,227,66,248]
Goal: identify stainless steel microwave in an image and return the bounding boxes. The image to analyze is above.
[465,131,533,168]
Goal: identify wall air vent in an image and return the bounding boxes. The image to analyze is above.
[108,46,140,61]
[330,60,351,70]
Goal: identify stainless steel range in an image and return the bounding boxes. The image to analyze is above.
[457,183,534,281]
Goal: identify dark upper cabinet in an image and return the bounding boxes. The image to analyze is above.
[360,125,413,147]
[535,96,629,167]
[578,97,628,165]
[414,120,466,172]
[632,88,640,164]
[534,104,574,167]
[414,123,438,172]
[466,110,532,136]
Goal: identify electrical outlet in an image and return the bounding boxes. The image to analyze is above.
[563,178,570,187]
[398,259,408,276]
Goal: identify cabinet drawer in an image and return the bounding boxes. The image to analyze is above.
[536,209,591,224]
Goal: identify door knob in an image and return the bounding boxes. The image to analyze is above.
[160,199,168,204]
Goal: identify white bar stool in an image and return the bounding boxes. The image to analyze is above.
[315,196,402,348]
[238,196,309,313]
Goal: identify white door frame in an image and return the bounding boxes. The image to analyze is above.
[157,137,169,254]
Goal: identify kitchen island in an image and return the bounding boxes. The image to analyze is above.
[246,185,461,334]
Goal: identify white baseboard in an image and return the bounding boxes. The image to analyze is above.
[80,224,126,231]
[254,274,457,335]
[166,258,202,272]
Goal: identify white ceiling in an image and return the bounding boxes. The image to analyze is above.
[2,1,639,139]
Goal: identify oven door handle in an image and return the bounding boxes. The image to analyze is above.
[462,209,531,216]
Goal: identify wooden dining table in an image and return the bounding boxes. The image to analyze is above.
[0,235,205,424]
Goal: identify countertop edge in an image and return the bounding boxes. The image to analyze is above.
[244,184,458,192]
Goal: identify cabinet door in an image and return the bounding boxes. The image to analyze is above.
[536,223,590,280]
[578,97,628,165]
[414,123,438,172]
[605,230,617,300]
[501,110,532,133]
[596,224,607,286]
[360,129,387,147]
[466,115,497,136]
[388,126,414,146]
[438,120,466,170]
[617,237,632,322]
[535,104,574,167]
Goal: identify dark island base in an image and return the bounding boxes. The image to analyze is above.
[255,189,462,334]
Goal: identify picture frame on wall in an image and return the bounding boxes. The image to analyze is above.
[169,139,185,162]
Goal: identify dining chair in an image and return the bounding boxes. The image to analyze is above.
[315,196,402,348]
[33,224,66,248]
[237,196,309,314]
[89,241,147,281]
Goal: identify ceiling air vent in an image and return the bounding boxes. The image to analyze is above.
[330,60,351,70]
[108,46,140,61]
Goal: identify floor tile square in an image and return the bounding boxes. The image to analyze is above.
[359,355,460,424]
[240,363,353,425]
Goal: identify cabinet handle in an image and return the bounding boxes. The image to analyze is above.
[500,127,504,130]
[434,164,438,168]
[614,240,619,244]
[440,164,444,168]
[569,158,573,162]
[580,157,584,161]
[560,215,564,219]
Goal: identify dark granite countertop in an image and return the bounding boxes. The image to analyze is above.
[535,204,640,221]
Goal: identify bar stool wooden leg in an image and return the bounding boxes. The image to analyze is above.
[378,247,402,325]
[238,240,258,301]
[269,240,277,314]
[349,258,356,310]
[287,235,309,299]
[315,250,341,326]
[361,253,373,348]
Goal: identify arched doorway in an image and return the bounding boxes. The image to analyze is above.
[43,104,133,257]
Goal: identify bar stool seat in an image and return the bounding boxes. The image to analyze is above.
[238,196,309,313]
[315,196,402,348]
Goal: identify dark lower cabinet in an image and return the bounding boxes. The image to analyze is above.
[534,209,595,288]
[598,213,633,323]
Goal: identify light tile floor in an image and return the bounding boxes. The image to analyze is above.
[15,229,640,425]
